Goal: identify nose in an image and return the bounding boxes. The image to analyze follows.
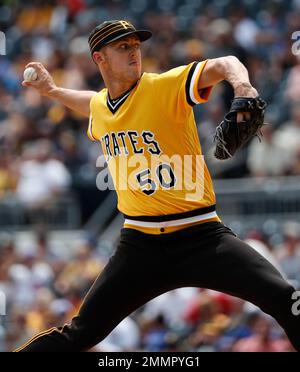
[129,45,138,56]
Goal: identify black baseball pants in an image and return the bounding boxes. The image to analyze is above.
[16,222,300,352]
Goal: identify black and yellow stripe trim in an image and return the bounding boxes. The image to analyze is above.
[106,79,139,114]
[87,115,97,141]
[185,60,213,107]
[185,62,198,106]
[14,327,57,352]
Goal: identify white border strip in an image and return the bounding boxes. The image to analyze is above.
[189,62,202,105]
[125,211,218,228]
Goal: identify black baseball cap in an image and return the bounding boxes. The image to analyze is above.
[88,20,152,55]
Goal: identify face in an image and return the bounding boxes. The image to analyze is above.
[93,36,142,82]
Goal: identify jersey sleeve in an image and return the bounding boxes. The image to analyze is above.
[87,94,99,142]
[153,60,213,117]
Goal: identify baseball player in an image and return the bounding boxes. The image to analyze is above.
[16,20,300,352]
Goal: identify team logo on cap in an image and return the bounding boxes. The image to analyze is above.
[120,21,132,30]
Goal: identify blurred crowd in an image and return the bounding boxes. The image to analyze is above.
[1,0,300,352]
[1,220,300,352]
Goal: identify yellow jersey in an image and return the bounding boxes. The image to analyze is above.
[88,61,220,234]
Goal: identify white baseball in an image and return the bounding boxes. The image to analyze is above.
[23,67,38,82]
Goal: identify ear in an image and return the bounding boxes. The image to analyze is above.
[93,51,105,64]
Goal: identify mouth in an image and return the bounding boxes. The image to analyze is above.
[129,60,139,66]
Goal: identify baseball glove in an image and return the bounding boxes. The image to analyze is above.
[213,96,267,160]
